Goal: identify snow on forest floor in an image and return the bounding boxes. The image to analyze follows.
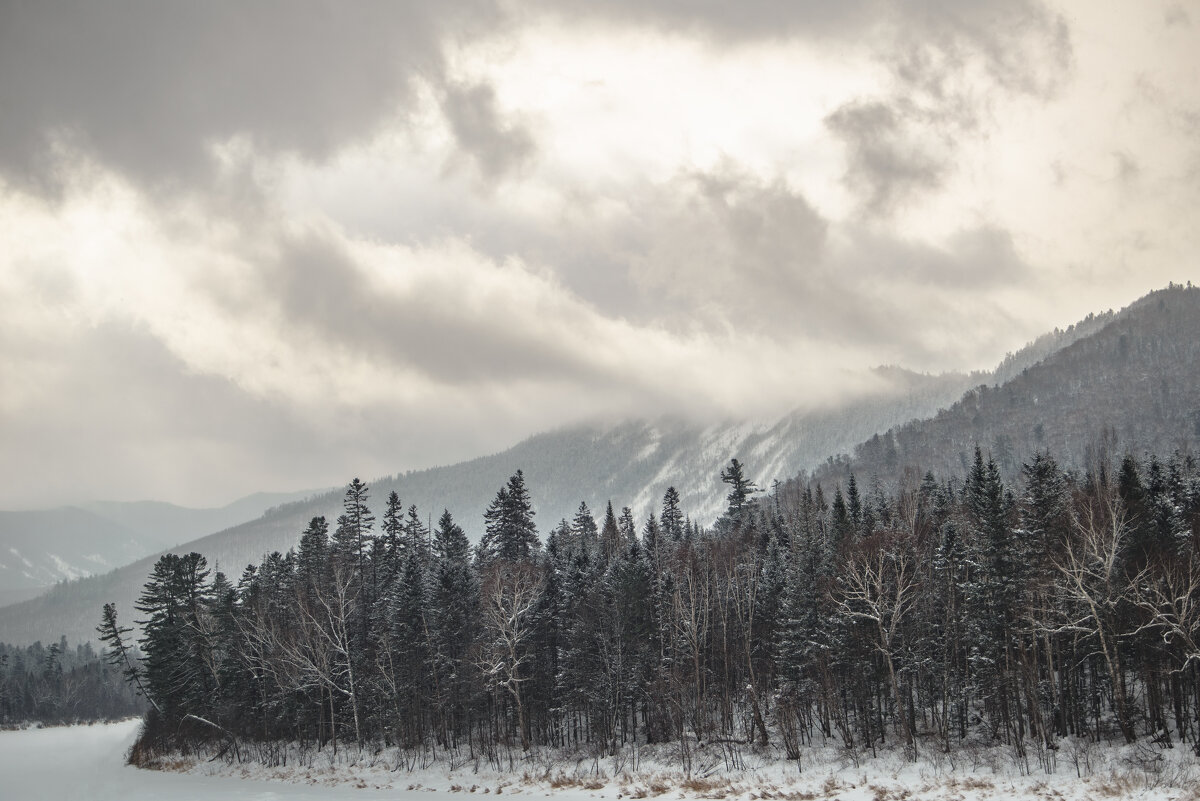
[144,731,1200,800]
[4,719,1199,800]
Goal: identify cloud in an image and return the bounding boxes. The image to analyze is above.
[820,0,1071,216]
[580,164,1038,368]
[2,2,1193,512]
[0,1,498,194]
[524,0,879,43]
[1164,4,1191,28]
[1113,150,1140,185]
[0,163,876,508]
[621,166,828,328]
[825,100,949,216]
[441,81,536,183]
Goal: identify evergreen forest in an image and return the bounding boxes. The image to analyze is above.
[1,637,145,725]
[101,447,1200,771]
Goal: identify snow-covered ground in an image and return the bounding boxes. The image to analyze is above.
[0,720,397,800]
[3,720,1198,800]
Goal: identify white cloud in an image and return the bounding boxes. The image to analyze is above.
[0,2,1196,507]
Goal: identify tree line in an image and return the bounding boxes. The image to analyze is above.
[100,449,1200,769]
[1,637,144,725]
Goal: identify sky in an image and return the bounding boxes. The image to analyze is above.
[0,0,1197,509]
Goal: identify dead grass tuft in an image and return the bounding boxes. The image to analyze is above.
[1089,772,1138,797]
[546,771,607,790]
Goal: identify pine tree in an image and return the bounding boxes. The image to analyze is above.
[297,516,331,604]
[661,487,685,543]
[331,478,376,608]
[97,603,156,712]
[482,471,540,562]
[377,491,405,591]
[571,501,598,561]
[134,552,215,720]
[430,510,478,736]
[405,503,430,562]
[721,459,757,520]
[600,501,622,563]
[618,506,638,550]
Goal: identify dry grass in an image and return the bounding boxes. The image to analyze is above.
[680,775,733,794]
[958,775,994,790]
[544,771,607,790]
[1088,771,1138,797]
[625,777,673,797]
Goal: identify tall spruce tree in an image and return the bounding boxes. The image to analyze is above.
[482,471,539,562]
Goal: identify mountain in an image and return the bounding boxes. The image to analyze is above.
[0,285,1183,646]
[808,283,1200,491]
[0,490,321,610]
[78,490,323,550]
[0,508,144,607]
[0,370,980,646]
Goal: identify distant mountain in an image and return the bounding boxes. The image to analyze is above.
[0,490,321,610]
[0,508,143,606]
[808,284,1200,491]
[79,490,323,549]
[0,286,1179,646]
[0,369,979,646]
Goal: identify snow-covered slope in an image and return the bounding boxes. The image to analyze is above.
[0,367,973,646]
[0,290,1136,646]
[0,490,322,608]
[0,508,148,607]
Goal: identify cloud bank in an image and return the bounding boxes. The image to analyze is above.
[0,0,1195,507]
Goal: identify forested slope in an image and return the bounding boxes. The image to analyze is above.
[810,284,1200,491]
[0,372,975,646]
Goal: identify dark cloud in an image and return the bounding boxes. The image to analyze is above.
[527,0,879,42]
[889,1,1072,100]
[1114,150,1140,185]
[1164,4,1191,28]
[0,320,305,506]
[213,230,618,387]
[441,81,536,183]
[0,316,549,508]
[825,100,949,216]
[531,0,1070,92]
[849,226,1028,290]
[819,0,1071,216]
[0,1,498,194]
[622,167,829,328]
[599,164,1037,366]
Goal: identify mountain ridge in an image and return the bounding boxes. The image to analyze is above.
[0,285,1190,646]
[805,283,1200,492]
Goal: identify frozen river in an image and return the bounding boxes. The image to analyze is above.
[0,720,405,801]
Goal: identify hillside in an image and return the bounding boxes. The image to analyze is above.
[0,369,978,646]
[78,490,323,551]
[0,287,1172,646]
[810,284,1200,490]
[0,508,144,607]
[0,490,321,609]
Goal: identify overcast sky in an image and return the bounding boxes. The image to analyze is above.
[0,1,1196,509]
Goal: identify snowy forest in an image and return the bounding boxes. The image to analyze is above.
[0,638,144,725]
[100,447,1200,772]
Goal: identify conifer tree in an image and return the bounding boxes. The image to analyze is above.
[662,486,685,542]
[600,501,622,563]
[482,471,539,562]
[721,459,757,520]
